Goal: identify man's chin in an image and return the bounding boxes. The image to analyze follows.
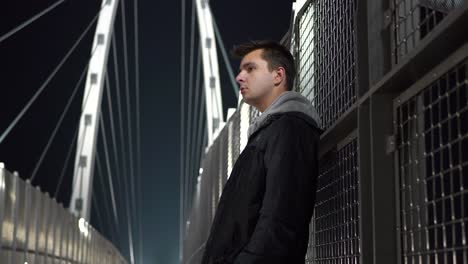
[243,99,259,110]
[242,96,253,105]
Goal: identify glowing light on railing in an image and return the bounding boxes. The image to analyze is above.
[78,217,89,237]
[0,163,5,190]
[199,168,203,174]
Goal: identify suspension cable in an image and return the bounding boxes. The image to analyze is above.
[191,84,205,210]
[95,152,118,243]
[212,12,239,98]
[104,73,123,200]
[103,71,125,255]
[0,0,67,44]
[120,1,138,255]
[110,33,125,195]
[30,44,99,183]
[111,32,129,243]
[0,4,105,145]
[133,0,144,260]
[184,0,197,225]
[118,1,136,262]
[103,73,124,245]
[99,113,120,233]
[189,46,201,209]
[180,0,187,259]
[53,121,79,199]
[53,48,101,199]
[91,182,106,237]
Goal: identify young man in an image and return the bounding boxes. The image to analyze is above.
[201,40,322,264]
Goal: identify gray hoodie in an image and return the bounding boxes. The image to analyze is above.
[247,91,322,138]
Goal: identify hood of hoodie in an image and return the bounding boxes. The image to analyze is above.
[247,91,322,138]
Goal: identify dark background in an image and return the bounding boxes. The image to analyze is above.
[0,0,294,263]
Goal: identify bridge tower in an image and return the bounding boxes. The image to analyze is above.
[70,0,119,220]
[196,0,225,146]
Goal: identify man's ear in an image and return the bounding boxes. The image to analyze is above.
[273,67,286,86]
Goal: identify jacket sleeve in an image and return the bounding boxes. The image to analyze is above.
[233,117,319,263]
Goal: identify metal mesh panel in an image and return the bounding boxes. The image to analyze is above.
[291,29,297,61]
[231,109,241,164]
[395,60,468,263]
[219,127,229,192]
[211,138,221,217]
[392,0,464,63]
[296,0,358,130]
[307,138,360,264]
[227,115,236,179]
[249,106,260,124]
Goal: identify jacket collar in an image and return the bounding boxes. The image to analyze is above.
[247,112,322,144]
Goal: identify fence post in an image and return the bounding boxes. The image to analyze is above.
[23,180,32,263]
[0,163,6,260]
[10,171,19,263]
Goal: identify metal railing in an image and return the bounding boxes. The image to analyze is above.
[0,164,127,264]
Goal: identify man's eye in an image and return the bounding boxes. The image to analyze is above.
[247,67,253,72]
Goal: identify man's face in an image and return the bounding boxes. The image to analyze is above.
[235,49,276,109]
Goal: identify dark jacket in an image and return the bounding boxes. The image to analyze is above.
[201,92,322,264]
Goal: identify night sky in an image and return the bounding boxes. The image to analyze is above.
[0,0,294,263]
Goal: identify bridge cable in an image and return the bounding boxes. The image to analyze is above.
[91,179,106,237]
[201,123,208,168]
[179,0,187,259]
[119,3,138,261]
[102,72,126,253]
[104,73,123,206]
[189,45,202,209]
[0,4,106,145]
[132,0,144,261]
[103,73,126,250]
[53,119,79,199]
[96,145,122,248]
[111,30,128,235]
[53,45,101,199]
[116,2,137,261]
[188,82,205,214]
[30,44,99,183]
[95,152,118,243]
[111,30,136,258]
[195,84,206,174]
[0,0,67,44]
[212,13,239,99]
[184,0,196,225]
[54,87,93,200]
[99,112,121,234]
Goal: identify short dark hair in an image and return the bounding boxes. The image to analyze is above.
[232,40,296,91]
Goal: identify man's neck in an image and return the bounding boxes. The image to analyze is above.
[256,89,288,113]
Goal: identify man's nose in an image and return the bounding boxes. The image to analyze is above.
[235,72,244,84]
